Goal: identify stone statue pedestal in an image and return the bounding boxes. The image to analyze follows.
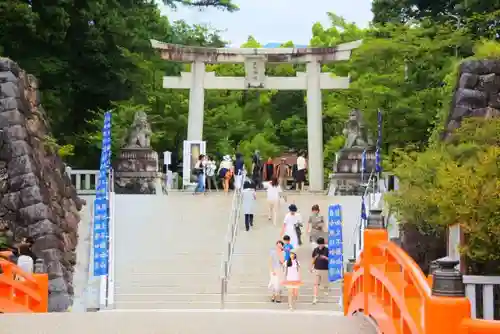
[332,147,376,195]
[114,148,159,194]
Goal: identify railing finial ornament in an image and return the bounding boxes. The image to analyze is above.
[366,208,384,229]
[432,257,465,297]
[346,258,356,272]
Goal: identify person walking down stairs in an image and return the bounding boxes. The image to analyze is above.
[310,237,329,305]
[283,251,302,310]
[281,204,301,249]
[242,181,256,231]
[268,240,284,303]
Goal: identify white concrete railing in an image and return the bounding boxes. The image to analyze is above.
[69,169,99,195]
[464,275,500,320]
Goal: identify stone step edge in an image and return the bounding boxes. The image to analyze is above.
[103,308,345,315]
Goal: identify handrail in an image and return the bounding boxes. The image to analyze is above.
[352,169,376,259]
[219,171,243,308]
[0,259,48,313]
[344,228,500,334]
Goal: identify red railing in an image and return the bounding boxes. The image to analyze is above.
[0,259,48,313]
[343,228,500,334]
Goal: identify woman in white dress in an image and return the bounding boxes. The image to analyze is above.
[281,204,301,249]
[266,177,282,225]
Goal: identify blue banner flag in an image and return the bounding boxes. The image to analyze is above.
[93,111,112,277]
[375,109,382,173]
[328,204,343,282]
[361,149,366,173]
[361,197,367,221]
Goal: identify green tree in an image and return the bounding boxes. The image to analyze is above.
[386,118,500,274]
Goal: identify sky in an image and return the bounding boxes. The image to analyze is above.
[159,0,373,46]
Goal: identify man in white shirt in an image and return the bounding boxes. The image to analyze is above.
[295,153,307,191]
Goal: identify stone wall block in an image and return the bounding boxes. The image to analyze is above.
[28,219,62,239]
[48,276,68,293]
[0,82,20,98]
[7,154,35,177]
[477,73,500,93]
[0,71,18,84]
[0,109,26,129]
[62,211,79,233]
[64,231,78,251]
[460,60,500,75]
[0,98,25,114]
[8,172,38,191]
[450,106,472,121]
[454,88,488,109]
[458,72,478,89]
[0,59,21,75]
[4,124,28,141]
[20,185,44,207]
[33,237,65,261]
[48,292,71,312]
[1,191,21,211]
[19,202,53,224]
[0,139,32,160]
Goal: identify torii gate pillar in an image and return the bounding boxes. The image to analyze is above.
[151,40,362,191]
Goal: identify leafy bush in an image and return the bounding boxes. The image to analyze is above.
[386,118,500,274]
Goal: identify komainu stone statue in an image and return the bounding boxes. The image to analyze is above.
[126,111,152,148]
[115,110,158,194]
[342,109,374,149]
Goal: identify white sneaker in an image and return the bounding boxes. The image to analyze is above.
[312,297,318,305]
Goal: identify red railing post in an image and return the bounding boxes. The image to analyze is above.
[362,209,388,317]
[425,259,471,334]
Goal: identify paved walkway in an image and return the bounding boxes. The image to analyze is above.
[0,310,377,334]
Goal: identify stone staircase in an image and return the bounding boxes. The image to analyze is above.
[113,194,230,309]
[1,192,378,334]
[226,192,342,311]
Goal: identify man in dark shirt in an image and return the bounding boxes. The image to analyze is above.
[234,152,245,191]
[310,237,329,304]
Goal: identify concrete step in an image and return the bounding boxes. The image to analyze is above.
[115,272,221,283]
[115,293,222,303]
[224,293,340,303]
[226,285,341,295]
[115,284,221,293]
[112,300,342,311]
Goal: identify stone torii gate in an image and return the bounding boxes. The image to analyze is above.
[151,39,361,191]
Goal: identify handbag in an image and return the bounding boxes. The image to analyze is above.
[268,273,279,290]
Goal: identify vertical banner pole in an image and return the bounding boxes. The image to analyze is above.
[328,204,344,282]
[328,204,344,308]
[107,170,116,307]
[92,111,112,310]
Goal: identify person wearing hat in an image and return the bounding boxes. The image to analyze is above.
[281,204,302,249]
[218,155,233,194]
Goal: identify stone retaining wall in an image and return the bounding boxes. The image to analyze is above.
[445,59,500,136]
[0,58,84,311]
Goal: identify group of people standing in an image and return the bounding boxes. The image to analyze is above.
[268,203,329,310]
[191,151,308,195]
[192,153,245,194]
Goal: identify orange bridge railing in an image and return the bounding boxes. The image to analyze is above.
[343,226,500,334]
[0,258,48,313]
